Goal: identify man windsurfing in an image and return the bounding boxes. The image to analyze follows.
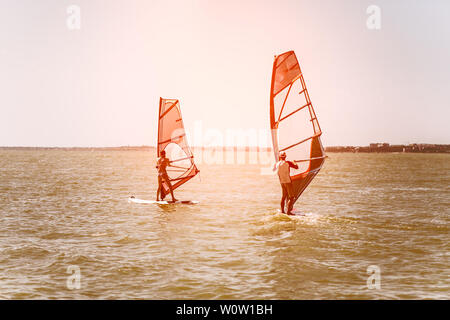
[156,150,177,202]
[273,151,299,215]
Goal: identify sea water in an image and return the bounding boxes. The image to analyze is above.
[0,150,448,299]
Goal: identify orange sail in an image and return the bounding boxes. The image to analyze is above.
[158,98,199,199]
[270,51,326,204]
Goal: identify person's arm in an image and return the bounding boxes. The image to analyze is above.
[288,160,299,170]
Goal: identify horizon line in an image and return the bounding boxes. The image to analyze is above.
[0,142,449,149]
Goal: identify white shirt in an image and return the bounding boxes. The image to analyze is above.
[274,160,292,184]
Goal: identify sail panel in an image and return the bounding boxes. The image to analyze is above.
[272,52,301,96]
[158,98,199,198]
[270,51,325,204]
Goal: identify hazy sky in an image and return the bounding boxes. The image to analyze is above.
[0,0,449,147]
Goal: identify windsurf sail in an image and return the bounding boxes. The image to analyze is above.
[158,98,199,198]
[270,51,326,205]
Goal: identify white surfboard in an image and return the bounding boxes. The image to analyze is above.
[277,209,310,216]
[128,196,198,205]
[290,209,308,216]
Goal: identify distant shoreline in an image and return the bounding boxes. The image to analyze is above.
[0,146,156,151]
[0,144,449,153]
[325,143,450,154]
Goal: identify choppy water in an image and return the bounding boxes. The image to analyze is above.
[0,150,448,299]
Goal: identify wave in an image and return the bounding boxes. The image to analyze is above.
[114,235,141,245]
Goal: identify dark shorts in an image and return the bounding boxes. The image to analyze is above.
[281,182,294,198]
[158,172,171,184]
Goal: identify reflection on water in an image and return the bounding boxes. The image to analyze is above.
[0,150,448,299]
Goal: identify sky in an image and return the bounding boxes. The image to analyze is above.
[0,0,449,147]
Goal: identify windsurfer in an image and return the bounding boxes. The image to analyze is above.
[273,151,299,215]
[156,150,177,202]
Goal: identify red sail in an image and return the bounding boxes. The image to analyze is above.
[158,98,199,198]
[270,51,326,204]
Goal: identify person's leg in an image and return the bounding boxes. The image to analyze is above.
[164,174,177,202]
[168,184,176,202]
[286,183,295,214]
[280,184,287,213]
[156,176,162,201]
[287,198,294,214]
